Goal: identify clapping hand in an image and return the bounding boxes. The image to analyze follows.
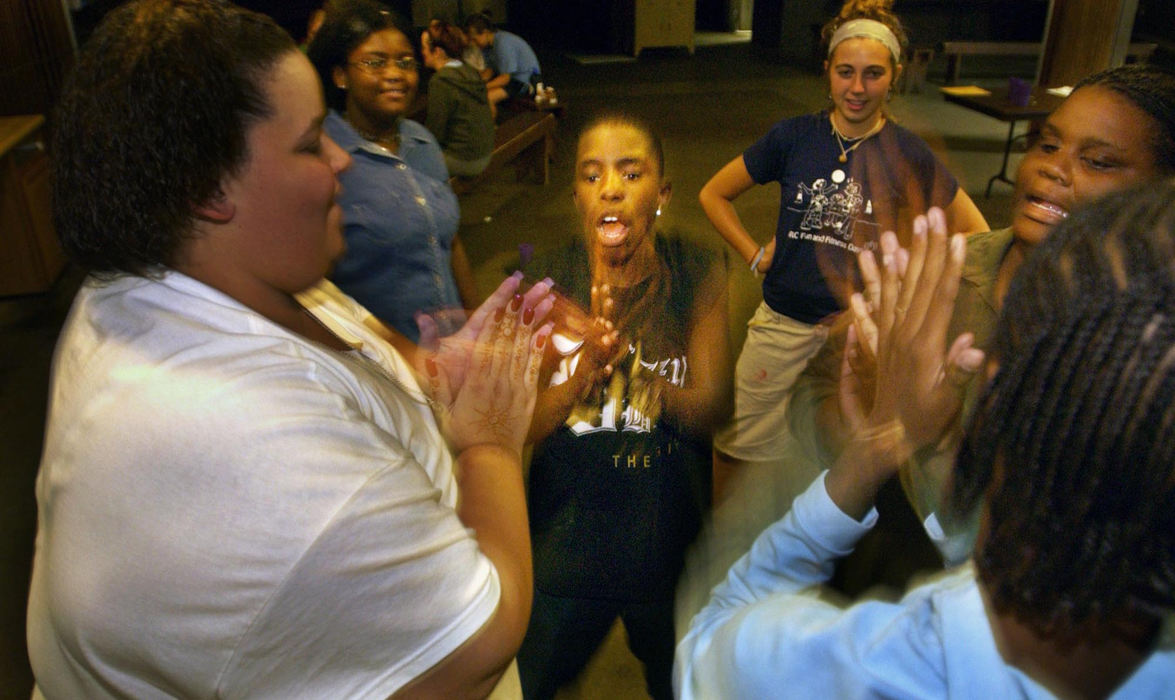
[828,208,983,518]
[416,273,554,401]
[423,278,555,456]
[840,208,984,451]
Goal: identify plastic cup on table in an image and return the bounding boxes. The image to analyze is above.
[1008,77,1032,107]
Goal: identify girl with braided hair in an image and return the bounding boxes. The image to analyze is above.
[677,182,1175,697]
[784,62,1175,589]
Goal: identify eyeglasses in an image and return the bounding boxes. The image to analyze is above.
[349,56,418,74]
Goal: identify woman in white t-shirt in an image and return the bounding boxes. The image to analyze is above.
[26,1,553,697]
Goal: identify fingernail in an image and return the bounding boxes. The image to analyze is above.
[510,294,523,311]
[425,357,438,377]
[850,293,866,316]
[523,306,534,324]
[536,332,548,348]
[494,307,504,322]
[541,277,554,287]
[511,270,524,280]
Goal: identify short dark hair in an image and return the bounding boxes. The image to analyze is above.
[952,180,1175,643]
[52,0,296,276]
[462,12,493,35]
[426,19,466,61]
[1073,64,1175,174]
[578,112,666,177]
[306,0,412,112]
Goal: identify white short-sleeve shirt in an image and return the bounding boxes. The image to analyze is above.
[27,273,498,698]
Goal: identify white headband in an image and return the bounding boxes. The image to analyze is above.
[828,19,901,65]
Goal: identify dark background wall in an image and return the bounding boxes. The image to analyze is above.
[59,0,1168,63]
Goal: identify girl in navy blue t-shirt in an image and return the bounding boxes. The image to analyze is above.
[703,0,988,480]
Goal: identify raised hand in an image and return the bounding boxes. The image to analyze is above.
[417,272,555,402]
[839,230,906,432]
[427,288,554,456]
[843,208,984,452]
[829,209,979,518]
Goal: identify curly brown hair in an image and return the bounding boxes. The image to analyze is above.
[820,0,908,66]
[52,0,295,276]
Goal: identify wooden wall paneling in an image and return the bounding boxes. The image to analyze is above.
[0,0,75,117]
[1038,0,1139,87]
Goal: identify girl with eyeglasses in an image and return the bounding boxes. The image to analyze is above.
[309,0,478,347]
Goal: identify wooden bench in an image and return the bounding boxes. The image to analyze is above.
[450,110,556,195]
[939,41,1158,84]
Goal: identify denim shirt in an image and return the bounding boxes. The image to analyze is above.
[325,112,461,343]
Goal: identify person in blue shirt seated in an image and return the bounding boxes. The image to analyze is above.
[462,12,541,109]
[676,186,1175,698]
[308,0,478,344]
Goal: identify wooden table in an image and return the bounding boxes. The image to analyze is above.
[940,86,1065,197]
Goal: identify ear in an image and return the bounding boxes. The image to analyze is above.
[658,180,672,210]
[892,63,904,86]
[332,65,348,91]
[192,188,235,224]
[823,59,829,74]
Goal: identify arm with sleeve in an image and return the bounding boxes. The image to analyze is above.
[675,472,952,699]
[491,31,540,85]
[424,73,458,146]
[26,275,500,699]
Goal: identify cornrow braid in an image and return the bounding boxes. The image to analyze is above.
[951,180,1175,642]
[1074,64,1175,174]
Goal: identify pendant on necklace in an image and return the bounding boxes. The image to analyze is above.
[838,154,848,163]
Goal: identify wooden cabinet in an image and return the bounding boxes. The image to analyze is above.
[0,115,65,296]
[633,0,695,56]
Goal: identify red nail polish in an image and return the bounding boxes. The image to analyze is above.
[523,306,534,324]
[510,294,523,311]
[425,357,438,377]
[536,333,548,349]
[494,307,505,322]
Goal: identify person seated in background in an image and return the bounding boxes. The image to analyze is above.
[26,1,554,696]
[308,0,478,344]
[421,19,495,177]
[676,183,1175,698]
[430,17,487,77]
[462,11,541,109]
[785,63,1175,585]
[516,113,732,700]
